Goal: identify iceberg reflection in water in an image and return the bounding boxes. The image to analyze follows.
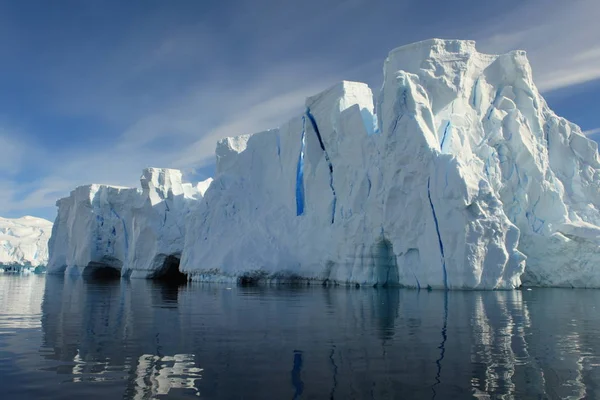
[1,275,600,399]
[133,354,202,399]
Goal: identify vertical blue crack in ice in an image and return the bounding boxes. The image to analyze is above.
[440,122,451,152]
[390,88,406,135]
[390,114,402,136]
[276,131,283,171]
[296,116,307,216]
[95,215,104,253]
[110,207,129,255]
[431,291,448,399]
[485,88,501,121]
[306,108,337,224]
[526,195,545,234]
[413,272,421,290]
[471,78,480,108]
[276,131,281,157]
[163,199,170,226]
[427,177,448,290]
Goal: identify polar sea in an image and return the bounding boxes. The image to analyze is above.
[1,274,600,399]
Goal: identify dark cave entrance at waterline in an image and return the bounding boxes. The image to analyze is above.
[150,255,188,284]
[82,262,121,281]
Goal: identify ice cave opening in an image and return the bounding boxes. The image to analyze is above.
[238,274,262,286]
[82,261,121,280]
[373,238,399,287]
[150,255,188,283]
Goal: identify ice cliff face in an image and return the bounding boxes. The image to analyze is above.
[47,168,212,278]
[0,216,53,267]
[48,39,600,288]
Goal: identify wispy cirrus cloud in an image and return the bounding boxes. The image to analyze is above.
[0,133,25,176]
[583,128,600,137]
[476,0,600,92]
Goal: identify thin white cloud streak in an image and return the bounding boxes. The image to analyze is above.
[0,179,18,211]
[0,133,24,175]
[115,61,336,151]
[583,128,600,137]
[476,0,600,92]
[173,83,330,169]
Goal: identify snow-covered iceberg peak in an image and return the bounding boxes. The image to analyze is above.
[47,168,211,279]
[377,38,600,287]
[0,216,53,267]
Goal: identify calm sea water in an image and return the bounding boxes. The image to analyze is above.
[1,275,600,399]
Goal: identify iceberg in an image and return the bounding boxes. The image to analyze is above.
[47,39,600,288]
[0,216,53,267]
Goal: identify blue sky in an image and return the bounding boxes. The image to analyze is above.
[0,0,598,221]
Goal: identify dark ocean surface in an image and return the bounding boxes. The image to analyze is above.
[1,274,600,399]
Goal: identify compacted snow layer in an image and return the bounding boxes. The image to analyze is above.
[0,216,53,267]
[48,39,600,288]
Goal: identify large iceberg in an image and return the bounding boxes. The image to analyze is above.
[47,39,600,288]
[0,216,53,267]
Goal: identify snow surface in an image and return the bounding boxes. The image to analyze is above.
[0,216,53,267]
[48,39,600,288]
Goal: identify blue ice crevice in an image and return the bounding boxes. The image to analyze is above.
[427,177,448,290]
[413,272,421,290]
[276,132,281,157]
[163,199,170,226]
[94,215,104,253]
[526,195,545,234]
[440,121,451,152]
[276,131,283,171]
[471,77,480,108]
[296,116,306,216]
[543,122,550,148]
[390,114,402,136]
[485,88,502,121]
[110,207,129,255]
[306,108,337,224]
